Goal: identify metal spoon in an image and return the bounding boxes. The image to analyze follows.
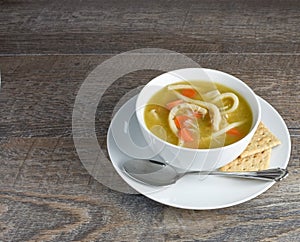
[122,159,288,186]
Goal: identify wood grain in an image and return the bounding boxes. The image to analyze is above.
[0,0,300,54]
[0,0,299,241]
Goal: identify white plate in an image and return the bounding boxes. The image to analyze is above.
[107,95,291,210]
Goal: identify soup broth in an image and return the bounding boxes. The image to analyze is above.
[144,81,253,149]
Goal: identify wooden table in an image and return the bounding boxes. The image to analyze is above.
[0,1,299,241]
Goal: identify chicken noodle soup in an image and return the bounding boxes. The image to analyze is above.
[144,81,253,149]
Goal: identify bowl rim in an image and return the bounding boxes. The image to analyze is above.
[136,67,261,152]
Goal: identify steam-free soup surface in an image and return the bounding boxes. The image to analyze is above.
[144,81,252,149]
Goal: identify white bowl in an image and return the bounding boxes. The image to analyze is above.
[136,68,261,171]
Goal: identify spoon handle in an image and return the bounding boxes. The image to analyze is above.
[189,168,288,181]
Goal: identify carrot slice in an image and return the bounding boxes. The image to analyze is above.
[174,117,181,129]
[174,115,189,129]
[193,112,202,118]
[226,128,241,137]
[181,88,196,98]
[166,99,184,110]
[179,128,194,142]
